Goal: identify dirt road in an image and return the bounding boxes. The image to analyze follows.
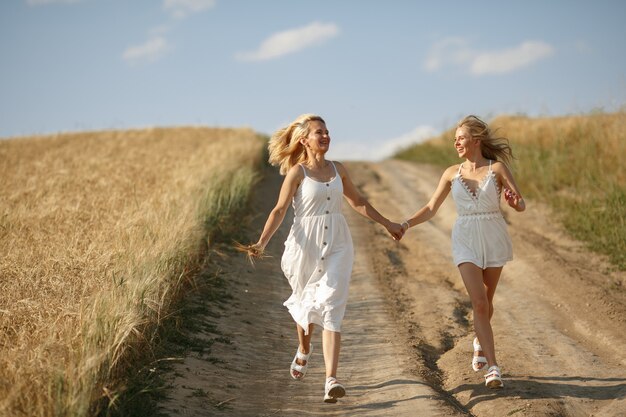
[157,160,626,417]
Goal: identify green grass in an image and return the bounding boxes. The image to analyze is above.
[395,112,626,270]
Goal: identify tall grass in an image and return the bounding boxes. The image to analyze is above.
[0,127,265,416]
[395,112,626,270]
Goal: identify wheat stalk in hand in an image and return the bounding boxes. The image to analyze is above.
[233,242,269,265]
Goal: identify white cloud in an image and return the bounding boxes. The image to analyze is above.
[423,37,471,72]
[470,41,554,75]
[122,36,169,65]
[378,125,438,157]
[26,0,81,5]
[236,21,339,62]
[163,0,216,19]
[425,38,554,76]
[330,125,437,161]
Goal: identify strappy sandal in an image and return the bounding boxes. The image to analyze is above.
[289,343,312,380]
[472,337,487,372]
[484,365,504,389]
[323,377,346,403]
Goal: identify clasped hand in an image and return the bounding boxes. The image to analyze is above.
[386,222,405,241]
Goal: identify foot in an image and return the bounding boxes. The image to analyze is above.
[323,377,346,403]
[290,344,312,380]
[484,365,504,389]
[472,337,487,372]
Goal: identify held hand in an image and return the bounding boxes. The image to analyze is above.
[386,222,405,241]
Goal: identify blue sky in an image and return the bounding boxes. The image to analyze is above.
[1,0,625,160]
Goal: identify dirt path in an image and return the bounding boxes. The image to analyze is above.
[156,161,626,417]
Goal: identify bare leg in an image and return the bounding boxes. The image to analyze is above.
[292,323,314,378]
[483,267,502,320]
[458,262,499,368]
[322,329,341,379]
[472,266,502,369]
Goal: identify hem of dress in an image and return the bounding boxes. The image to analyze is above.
[284,306,343,335]
[454,257,513,269]
[290,318,342,335]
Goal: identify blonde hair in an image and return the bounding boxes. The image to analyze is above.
[268,113,325,175]
[458,115,514,165]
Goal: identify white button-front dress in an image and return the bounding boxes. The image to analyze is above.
[450,160,513,269]
[281,161,354,335]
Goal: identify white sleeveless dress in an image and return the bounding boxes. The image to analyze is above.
[450,160,513,269]
[281,161,354,335]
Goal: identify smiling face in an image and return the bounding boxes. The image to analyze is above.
[454,125,479,159]
[301,120,330,153]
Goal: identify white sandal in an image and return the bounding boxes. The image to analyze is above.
[289,343,312,380]
[324,377,346,403]
[472,337,487,372]
[484,365,504,389]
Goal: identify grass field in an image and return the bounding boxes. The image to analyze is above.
[0,127,265,417]
[395,111,626,270]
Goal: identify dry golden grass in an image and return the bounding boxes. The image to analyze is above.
[493,113,625,192]
[0,127,265,416]
[395,111,626,269]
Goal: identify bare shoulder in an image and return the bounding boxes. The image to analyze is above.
[285,164,305,184]
[442,164,460,182]
[491,160,512,176]
[491,160,506,170]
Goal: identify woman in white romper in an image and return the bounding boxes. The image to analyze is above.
[400,115,525,389]
[247,114,404,402]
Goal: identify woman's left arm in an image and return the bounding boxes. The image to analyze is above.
[494,162,526,212]
[336,162,404,240]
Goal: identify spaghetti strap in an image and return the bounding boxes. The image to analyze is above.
[488,160,493,173]
[329,161,339,177]
[299,164,308,177]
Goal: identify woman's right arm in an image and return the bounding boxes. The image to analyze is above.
[254,165,303,250]
[402,165,456,231]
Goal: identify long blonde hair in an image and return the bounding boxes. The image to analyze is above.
[458,115,514,165]
[268,113,325,175]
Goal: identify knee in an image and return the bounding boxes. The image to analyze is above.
[472,298,490,318]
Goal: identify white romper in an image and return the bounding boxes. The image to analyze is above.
[281,161,354,335]
[450,160,513,269]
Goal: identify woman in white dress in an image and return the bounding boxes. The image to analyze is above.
[247,114,404,402]
[400,115,525,389]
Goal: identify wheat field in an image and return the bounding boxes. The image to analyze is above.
[0,127,265,416]
[395,111,626,269]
